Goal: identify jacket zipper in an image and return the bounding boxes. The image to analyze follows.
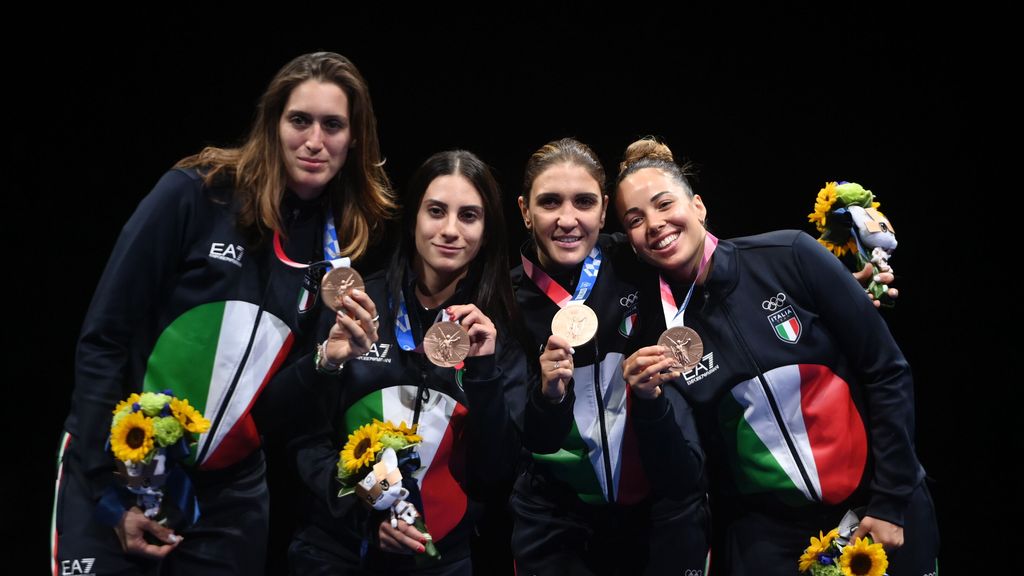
[196,208,299,464]
[721,303,821,503]
[592,338,616,504]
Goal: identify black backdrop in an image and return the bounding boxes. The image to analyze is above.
[20,7,999,574]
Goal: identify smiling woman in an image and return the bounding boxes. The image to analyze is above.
[283,150,526,575]
[615,137,940,576]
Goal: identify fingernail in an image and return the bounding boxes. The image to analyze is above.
[350,288,362,296]
[344,296,354,305]
[873,275,881,282]
[418,545,425,553]
[569,347,576,354]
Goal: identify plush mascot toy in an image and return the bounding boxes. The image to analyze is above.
[809,181,897,306]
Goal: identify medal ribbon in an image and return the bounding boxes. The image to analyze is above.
[658,232,718,328]
[273,231,348,272]
[394,294,454,352]
[521,245,603,308]
[273,208,349,313]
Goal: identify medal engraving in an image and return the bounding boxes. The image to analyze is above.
[658,326,704,372]
[550,304,599,347]
[423,321,470,367]
[321,267,365,312]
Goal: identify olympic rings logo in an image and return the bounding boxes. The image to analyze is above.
[620,291,639,307]
[684,570,704,576]
[761,292,787,311]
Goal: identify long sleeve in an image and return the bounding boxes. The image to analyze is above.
[461,331,526,497]
[66,169,198,502]
[255,349,360,519]
[792,231,923,525]
[520,357,576,454]
[631,382,705,499]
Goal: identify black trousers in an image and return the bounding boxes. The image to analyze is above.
[52,434,270,576]
[720,482,939,576]
[510,472,710,576]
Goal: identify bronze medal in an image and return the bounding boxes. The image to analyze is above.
[320,267,365,312]
[550,304,599,347]
[658,326,704,373]
[423,321,471,368]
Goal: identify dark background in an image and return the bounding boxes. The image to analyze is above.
[19,7,1000,573]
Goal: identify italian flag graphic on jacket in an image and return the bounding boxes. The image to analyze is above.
[343,386,469,543]
[533,353,648,505]
[717,364,867,505]
[143,301,294,470]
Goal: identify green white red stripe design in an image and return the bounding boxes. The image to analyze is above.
[718,364,866,504]
[618,312,637,338]
[343,386,468,542]
[144,301,293,469]
[533,352,648,504]
[775,317,800,341]
[51,432,72,576]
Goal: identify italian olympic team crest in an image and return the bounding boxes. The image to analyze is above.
[763,292,801,344]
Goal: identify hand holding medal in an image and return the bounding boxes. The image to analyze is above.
[539,335,574,403]
[622,345,683,399]
[444,304,496,358]
[653,232,718,379]
[323,278,380,368]
[521,246,605,402]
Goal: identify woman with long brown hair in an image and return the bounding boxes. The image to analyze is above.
[52,52,395,575]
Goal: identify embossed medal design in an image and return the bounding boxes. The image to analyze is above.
[550,304,599,347]
[658,326,703,372]
[321,267,365,312]
[423,321,470,367]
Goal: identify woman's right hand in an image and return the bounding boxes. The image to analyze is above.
[325,288,379,363]
[623,345,680,399]
[539,335,574,403]
[115,507,181,558]
[378,518,428,555]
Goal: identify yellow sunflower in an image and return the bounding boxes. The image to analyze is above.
[839,537,888,576]
[111,411,155,462]
[113,393,142,415]
[375,419,422,443]
[798,528,839,572]
[818,236,858,258]
[340,423,383,473]
[808,181,839,233]
[170,398,210,434]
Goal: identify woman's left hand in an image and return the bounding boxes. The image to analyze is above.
[378,518,428,555]
[446,304,496,357]
[852,515,904,550]
[853,263,899,307]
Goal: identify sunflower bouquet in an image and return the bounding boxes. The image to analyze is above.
[798,511,889,576]
[808,181,898,306]
[109,391,210,519]
[337,419,439,558]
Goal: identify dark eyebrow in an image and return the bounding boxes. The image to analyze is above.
[285,109,347,122]
[622,190,674,218]
[649,190,673,204]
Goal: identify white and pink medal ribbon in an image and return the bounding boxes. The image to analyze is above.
[657,232,718,371]
[273,208,356,314]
